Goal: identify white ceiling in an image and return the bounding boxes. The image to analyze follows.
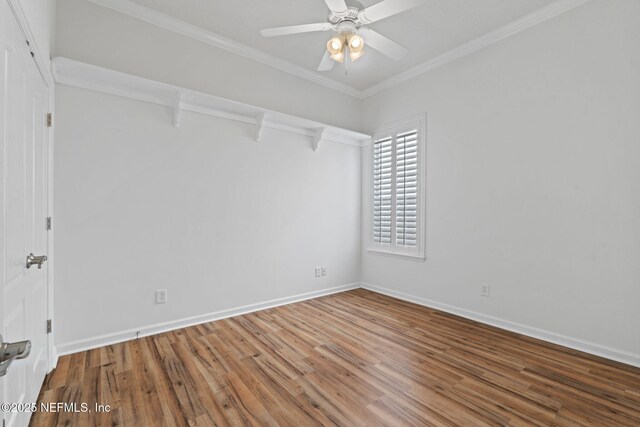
[128,0,556,91]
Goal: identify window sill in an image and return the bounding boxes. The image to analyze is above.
[366,247,426,261]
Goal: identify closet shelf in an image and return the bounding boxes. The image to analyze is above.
[52,57,371,149]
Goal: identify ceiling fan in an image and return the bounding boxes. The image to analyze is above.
[260,0,424,72]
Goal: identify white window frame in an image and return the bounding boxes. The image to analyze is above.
[365,114,426,260]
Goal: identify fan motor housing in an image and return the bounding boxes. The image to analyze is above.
[328,7,362,28]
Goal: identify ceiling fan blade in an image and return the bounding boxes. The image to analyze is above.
[260,22,331,37]
[323,0,348,13]
[317,51,335,71]
[360,28,408,61]
[359,0,424,24]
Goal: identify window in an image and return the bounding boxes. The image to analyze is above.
[369,116,425,259]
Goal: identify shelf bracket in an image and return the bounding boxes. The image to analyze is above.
[172,92,183,128]
[255,112,265,142]
[312,127,327,151]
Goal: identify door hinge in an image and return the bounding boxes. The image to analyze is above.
[47,113,53,128]
[47,217,52,231]
[26,40,35,59]
[47,319,52,334]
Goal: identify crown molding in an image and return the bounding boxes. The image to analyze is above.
[52,57,371,147]
[86,0,363,99]
[361,0,592,98]
[85,0,591,100]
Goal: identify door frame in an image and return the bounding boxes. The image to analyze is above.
[5,0,57,371]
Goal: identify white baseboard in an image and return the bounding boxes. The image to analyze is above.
[56,283,359,356]
[55,281,640,369]
[361,282,640,368]
[50,348,59,372]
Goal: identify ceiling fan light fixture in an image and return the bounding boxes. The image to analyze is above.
[349,49,364,62]
[347,33,364,53]
[330,51,345,63]
[327,37,344,55]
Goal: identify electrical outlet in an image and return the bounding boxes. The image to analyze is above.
[315,267,321,277]
[481,284,490,297]
[321,266,326,276]
[156,289,168,304]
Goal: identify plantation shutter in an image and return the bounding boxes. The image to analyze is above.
[395,130,418,246]
[370,117,424,258]
[373,136,393,244]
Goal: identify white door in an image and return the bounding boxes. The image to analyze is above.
[1,1,51,426]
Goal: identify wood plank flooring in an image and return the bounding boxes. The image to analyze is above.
[32,289,640,426]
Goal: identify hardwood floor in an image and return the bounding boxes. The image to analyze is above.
[32,289,640,426]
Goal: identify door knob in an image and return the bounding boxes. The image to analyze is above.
[0,334,31,377]
[26,253,47,269]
